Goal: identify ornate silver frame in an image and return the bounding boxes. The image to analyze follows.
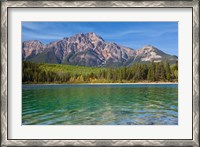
[1,1,199,146]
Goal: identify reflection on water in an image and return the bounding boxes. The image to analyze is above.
[22,84,178,125]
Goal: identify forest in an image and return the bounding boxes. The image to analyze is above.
[22,61,178,84]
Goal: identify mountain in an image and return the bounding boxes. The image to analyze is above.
[22,32,178,67]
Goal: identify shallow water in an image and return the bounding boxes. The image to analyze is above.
[22,84,178,125]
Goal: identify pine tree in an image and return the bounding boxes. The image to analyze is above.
[164,62,171,81]
[147,62,155,81]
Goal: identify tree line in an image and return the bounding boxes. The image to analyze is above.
[22,61,178,83]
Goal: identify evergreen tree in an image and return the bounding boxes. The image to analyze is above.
[147,62,155,81]
[22,61,178,83]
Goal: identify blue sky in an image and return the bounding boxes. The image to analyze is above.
[22,22,178,56]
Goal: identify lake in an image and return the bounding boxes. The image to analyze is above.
[22,84,178,125]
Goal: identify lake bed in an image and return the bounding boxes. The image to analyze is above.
[22,84,178,125]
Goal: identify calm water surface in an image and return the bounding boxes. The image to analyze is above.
[22,84,178,125]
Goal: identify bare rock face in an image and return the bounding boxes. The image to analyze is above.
[134,46,178,63]
[22,33,178,67]
[22,40,44,59]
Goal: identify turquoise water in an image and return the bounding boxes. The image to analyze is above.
[22,84,178,125]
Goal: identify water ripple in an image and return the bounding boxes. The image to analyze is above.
[22,84,178,125]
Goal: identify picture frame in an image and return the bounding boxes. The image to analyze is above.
[1,0,199,146]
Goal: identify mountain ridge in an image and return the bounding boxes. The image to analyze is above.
[22,32,178,67]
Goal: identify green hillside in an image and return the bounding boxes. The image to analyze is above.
[22,61,178,84]
[39,63,103,76]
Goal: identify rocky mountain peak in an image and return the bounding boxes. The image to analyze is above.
[138,45,165,54]
[85,32,97,36]
[74,33,85,38]
[22,40,44,59]
[22,32,178,67]
[23,40,43,47]
[141,45,158,51]
[135,45,172,62]
[85,32,104,42]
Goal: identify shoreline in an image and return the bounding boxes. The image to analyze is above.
[23,82,178,85]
